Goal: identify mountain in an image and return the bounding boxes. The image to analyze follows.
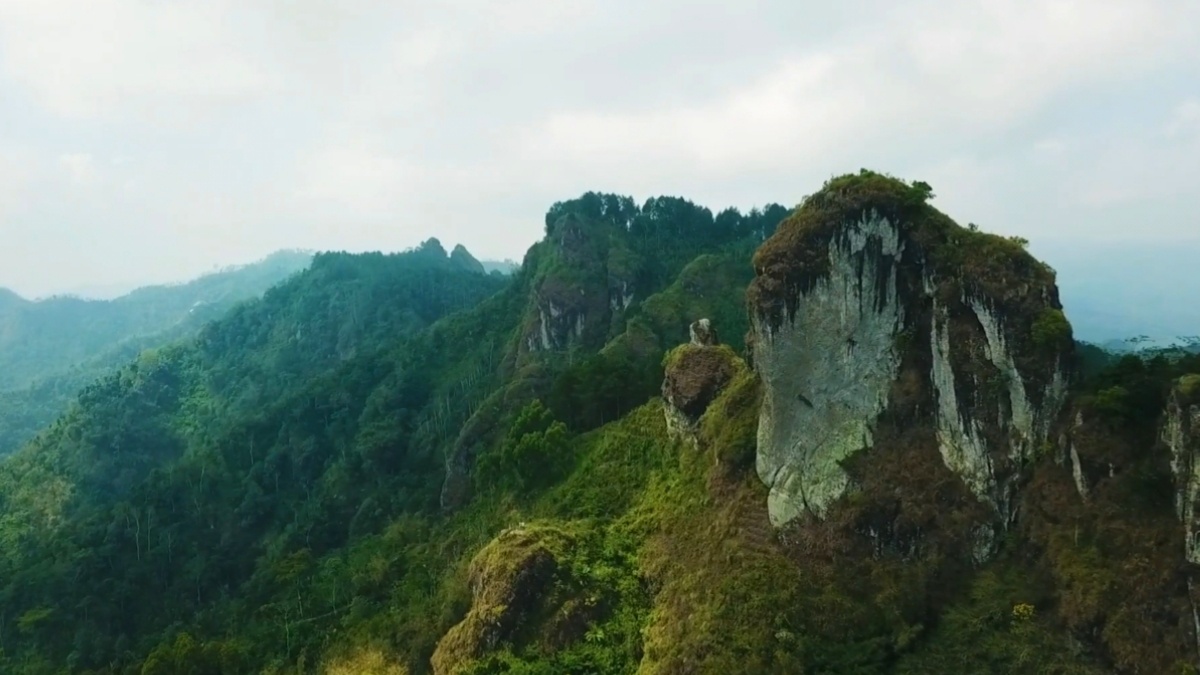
[1,175,1198,674]
[0,249,314,391]
[0,250,313,457]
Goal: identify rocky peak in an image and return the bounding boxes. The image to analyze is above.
[689,318,718,346]
[520,214,638,355]
[746,171,1073,560]
[662,319,736,441]
[450,244,486,274]
[417,237,448,258]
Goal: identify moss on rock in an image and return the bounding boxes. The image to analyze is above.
[661,342,738,421]
[747,168,1073,532]
[430,525,575,674]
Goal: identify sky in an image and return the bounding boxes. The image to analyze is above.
[1,0,1198,337]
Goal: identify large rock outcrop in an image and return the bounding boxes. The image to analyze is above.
[662,319,737,441]
[520,213,638,355]
[1166,375,1200,564]
[431,525,573,675]
[1164,375,1200,667]
[747,171,1073,550]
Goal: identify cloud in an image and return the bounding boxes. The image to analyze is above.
[516,0,1200,183]
[292,135,422,219]
[0,152,23,222]
[0,0,279,121]
[1,0,1199,299]
[59,153,96,186]
[1165,98,1200,138]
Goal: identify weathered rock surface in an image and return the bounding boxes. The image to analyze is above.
[431,526,569,675]
[521,213,637,355]
[689,318,719,346]
[747,172,1072,546]
[1166,375,1200,564]
[662,322,737,440]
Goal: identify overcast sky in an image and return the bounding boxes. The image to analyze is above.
[1,0,1199,307]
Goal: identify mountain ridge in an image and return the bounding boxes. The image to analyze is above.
[0,177,1197,674]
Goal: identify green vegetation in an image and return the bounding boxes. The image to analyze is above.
[0,177,1193,674]
[0,250,314,457]
[0,193,791,674]
[1033,308,1074,351]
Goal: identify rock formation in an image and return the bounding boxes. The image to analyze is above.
[431,525,570,675]
[746,171,1073,559]
[450,243,487,274]
[1167,375,1200,564]
[662,319,736,441]
[520,213,638,355]
[689,318,718,346]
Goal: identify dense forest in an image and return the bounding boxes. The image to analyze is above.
[0,251,314,458]
[1,178,1198,674]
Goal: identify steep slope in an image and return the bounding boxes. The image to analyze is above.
[0,301,237,459]
[748,171,1071,553]
[7,173,1193,674]
[421,174,1109,674]
[0,249,313,392]
[0,193,786,675]
[0,245,506,674]
[739,171,1199,673]
[427,172,1200,674]
[0,250,314,458]
[439,195,785,508]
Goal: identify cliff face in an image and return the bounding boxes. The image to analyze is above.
[520,213,638,355]
[1167,376,1200,564]
[661,319,736,443]
[747,172,1073,558]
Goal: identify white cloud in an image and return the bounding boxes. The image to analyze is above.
[1,0,1200,298]
[0,0,278,120]
[1165,98,1200,138]
[59,153,96,186]
[516,0,1200,183]
[292,136,422,219]
[0,153,22,222]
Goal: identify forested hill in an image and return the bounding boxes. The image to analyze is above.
[0,250,314,458]
[0,192,788,674]
[4,177,1197,675]
[0,249,314,392]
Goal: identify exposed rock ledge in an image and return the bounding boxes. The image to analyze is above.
[1166,375,1200,564]
[662,319,736,442]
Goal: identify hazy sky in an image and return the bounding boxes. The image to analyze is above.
[1,0,1199,301]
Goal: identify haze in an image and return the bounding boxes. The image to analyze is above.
[1,0,1198,339]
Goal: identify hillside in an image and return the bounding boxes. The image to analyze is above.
[0,249,314,392]
[0,250,313,458]
[1,176,1198,674]
[0,194,787,674]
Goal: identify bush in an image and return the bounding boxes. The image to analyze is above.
[1032,309,1072,351]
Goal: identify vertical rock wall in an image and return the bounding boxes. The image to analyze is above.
[747,172,1072,548]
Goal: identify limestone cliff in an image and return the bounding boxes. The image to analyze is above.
[1165,375,1200,667]
[1167,375,1200,564]
[747,171,1073,553]
[519,213,639,355]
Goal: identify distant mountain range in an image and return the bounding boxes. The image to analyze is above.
[0,249,314,457]
[1042,238,1200,345]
